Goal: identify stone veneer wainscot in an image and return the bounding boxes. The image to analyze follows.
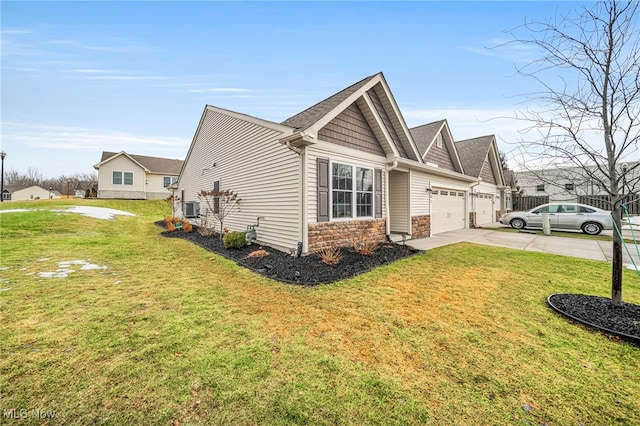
[411,215,431,238]
[308,218,387,252]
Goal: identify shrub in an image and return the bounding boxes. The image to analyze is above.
[351,231,379,255]
[181,220,193,233]
[247,249,269,258]
[166,221,176,232]
[316,247,343,265]
[164,216,181,225]
[197,217,216,237]
[223,231,247,249]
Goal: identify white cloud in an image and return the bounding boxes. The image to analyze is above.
[1,121,190,152]
[462,37,540,63]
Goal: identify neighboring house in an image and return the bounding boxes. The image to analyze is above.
[2,185,61,201]
[175,72,503,255]
[455,135,506,225]
[502,169,517,211]
[514,162,640,212]
[94,152,184,200]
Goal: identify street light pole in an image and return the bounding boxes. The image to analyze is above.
[0,151,6,203]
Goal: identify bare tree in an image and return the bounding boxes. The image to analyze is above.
[197,189,241,239]
[4,168,98,198]
[508,0,640,305]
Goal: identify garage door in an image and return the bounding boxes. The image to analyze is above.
[432,189,466,234]
[476,194,495,225]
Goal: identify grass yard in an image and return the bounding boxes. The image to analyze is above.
[1,199,639,425]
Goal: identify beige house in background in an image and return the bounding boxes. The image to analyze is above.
[94,152,184,200]
[2,185,61,201]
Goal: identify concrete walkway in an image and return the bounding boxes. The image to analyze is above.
[406,224,640,270]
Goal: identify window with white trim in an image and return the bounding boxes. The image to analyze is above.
[163,176,178,187]
[331,162,374,219]
[112,171,134,186]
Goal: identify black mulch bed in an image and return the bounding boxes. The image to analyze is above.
[158,222,421,285]
[548,293,640,345]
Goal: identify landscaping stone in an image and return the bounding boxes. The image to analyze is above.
[548,293,640,345]
[159,222,420,285]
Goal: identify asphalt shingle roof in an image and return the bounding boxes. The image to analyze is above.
[409,120,446,158]
[281,74,378,130]
[100,152,184,175]
[454,136,493,178]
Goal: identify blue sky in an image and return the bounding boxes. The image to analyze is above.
[2,1,585,177]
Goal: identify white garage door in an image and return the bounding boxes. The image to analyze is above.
[432,189,466,234]
[476,194,495,225]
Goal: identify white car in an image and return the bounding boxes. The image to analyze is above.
[499,203,613,235]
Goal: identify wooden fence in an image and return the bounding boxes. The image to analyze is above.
[578,194,640,215]
[513,196,549,211]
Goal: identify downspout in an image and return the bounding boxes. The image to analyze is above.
[428,181,433,237]
[385,159,399,237]
[286,141,305,256]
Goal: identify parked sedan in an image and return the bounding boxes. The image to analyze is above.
[499,203,613,235]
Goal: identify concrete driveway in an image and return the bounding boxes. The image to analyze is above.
[406,224,640,270]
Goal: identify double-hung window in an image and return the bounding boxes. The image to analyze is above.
[331,162,373,219]
[112,171,133,186]
[163,176,178,187]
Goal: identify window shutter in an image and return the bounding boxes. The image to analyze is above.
[213,180,220,213]
[317,158,329,222]
[375,168,383,218]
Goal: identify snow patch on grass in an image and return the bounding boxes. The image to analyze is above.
[37,260,108,279]
[0,206,135,220]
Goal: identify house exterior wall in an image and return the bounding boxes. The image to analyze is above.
[468,181,501,225]
[306,141,388,252]
[479,158,497,185]
[318,103,385,156]
[308,219,387,252]
[97,155,147,199]
[409,170,432,237]
[178,107,302,253]
[145,173,174,200]
[389,170,409,233]
[11,186,58,201]
[424,142,456,172]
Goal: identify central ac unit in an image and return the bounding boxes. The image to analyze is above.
[184,201,200,218]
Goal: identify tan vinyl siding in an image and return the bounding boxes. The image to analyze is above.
[307,144,386,225]
[409,171,431,217]
[480,157,497,185]
[389,170,409,233]
[424,140,456,172]
[97,155,146,199]
[367,87,409,158]
[318,103,385,156]
[179,108,301,252]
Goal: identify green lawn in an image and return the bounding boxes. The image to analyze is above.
[1,199,639,425]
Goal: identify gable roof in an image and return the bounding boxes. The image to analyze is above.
[503,169,516,188]
[409,120,446,156]
[409,119,464,173]
[455,135,504,185]
[95,151,184,175]
[281,74,378,130]
[281,72,422,162]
